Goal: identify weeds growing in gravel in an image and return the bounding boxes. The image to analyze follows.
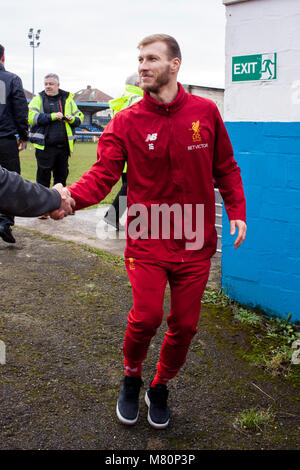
[234,406,275,432]
[202,288,300,378]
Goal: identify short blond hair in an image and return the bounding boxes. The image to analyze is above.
[138,34,182,61]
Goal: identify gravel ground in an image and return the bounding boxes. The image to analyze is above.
[0,228,299,451]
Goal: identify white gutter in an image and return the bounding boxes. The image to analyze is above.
[222,0,255,5]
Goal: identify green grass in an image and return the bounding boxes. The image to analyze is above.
[233,307,261,326]
[20,142,122,207]
[234,407,275,432]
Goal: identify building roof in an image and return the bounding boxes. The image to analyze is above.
[74,85,113,103]
[76,102,110,115]
[182,84,224,92]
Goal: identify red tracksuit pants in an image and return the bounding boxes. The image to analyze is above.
[123,257,211,382]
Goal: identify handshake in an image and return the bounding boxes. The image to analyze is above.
[49,183,75,220]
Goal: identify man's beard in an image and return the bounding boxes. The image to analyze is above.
[141,65,171,93]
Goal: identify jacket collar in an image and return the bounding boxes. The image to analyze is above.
[40,88,70,99]
[142,82,187,115]
[0,63,5,71]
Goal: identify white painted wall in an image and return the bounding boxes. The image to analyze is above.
[224,0,300,122]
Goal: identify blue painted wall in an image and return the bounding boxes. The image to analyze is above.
[222,122,300,322]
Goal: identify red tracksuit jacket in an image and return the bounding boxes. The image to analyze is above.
[68,83,246,262]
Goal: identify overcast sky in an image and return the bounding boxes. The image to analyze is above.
[1,0,226,98]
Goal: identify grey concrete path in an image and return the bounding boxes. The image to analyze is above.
[15,206,126,257]
[15,206,221,288]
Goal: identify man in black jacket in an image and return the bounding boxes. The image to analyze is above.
[0,44,28,243]
[0,165,74,219]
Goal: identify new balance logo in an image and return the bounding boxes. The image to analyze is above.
[145,133,158,142]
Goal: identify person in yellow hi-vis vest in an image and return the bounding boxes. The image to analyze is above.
[28,73,83,218]
[103,73,143,230]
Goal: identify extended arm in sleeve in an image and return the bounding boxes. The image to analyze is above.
[212,107,246,223]
[0,166,61,217]
[68,121,126,210]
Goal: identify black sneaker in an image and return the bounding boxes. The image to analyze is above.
[116,375,143,425]
[145,383,170,429]
[0,225,15,243]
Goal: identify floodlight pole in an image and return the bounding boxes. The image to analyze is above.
[28,28,41,95]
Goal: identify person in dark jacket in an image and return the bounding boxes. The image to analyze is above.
[0,165,75,222]
[28,74,83,220]
[0,44,29,243]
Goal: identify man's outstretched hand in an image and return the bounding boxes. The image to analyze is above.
[50,183,75,220]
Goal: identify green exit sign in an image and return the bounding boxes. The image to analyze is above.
[232,53,277,82]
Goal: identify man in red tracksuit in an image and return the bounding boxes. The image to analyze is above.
[60,34,247,429]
